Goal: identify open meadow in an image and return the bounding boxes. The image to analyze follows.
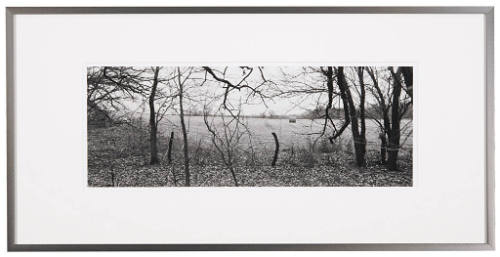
[88,117,412,187]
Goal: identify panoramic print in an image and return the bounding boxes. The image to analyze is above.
[87,66,413,187]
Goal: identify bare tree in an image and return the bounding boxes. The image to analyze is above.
[270,66,367,166]
[203,105,248,186]
[265,66,341,153]
[167,131,174,164]
[333,67,367,167]
[201,66,274,169]
[365,66,412,170]
[87,66,149,117]
[88,66,171,165]
[151,68,179,165]
[322,67,349,142]
[176,67,193,186]
[148,67,161,164]
[387,67,402,170]
[202,66,270,119]
[366,67,391,164]
[400,67,413,101]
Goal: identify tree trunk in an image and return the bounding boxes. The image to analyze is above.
[336,67,366,167]
[379,132,387,164]
[387,67,402,170]
[327,67,350,142]
[357,67,367,167]
[149,67,160,165]
[271,132,279,166]
[387,138,400,171]
[401,66,413,101]
[167,131,174,164]
[353,136,366,167]
[109,171,116,187]
[177,68,190,186]
[228,166,239,186]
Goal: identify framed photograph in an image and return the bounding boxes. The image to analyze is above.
[6,6,494,251]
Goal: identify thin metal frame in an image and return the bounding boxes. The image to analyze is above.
[5,6,495,251]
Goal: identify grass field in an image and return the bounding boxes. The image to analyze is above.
[88,118,413,187]
[158,116,413,154]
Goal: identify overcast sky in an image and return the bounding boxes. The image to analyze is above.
[94,66,397,117]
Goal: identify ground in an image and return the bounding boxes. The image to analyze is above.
[88,124,412,187]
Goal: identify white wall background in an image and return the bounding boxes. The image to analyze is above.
[0,0,497,256]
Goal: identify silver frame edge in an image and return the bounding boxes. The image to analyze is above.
[5,6,495,251]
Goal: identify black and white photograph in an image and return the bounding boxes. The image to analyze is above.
[87,66,413,187]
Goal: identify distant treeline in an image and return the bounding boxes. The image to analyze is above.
[296,104,413,120]
[183,104,412,120]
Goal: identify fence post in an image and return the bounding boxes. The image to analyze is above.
[110,171,116,187]
[271,132,279,166]
[167,131,174,164]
